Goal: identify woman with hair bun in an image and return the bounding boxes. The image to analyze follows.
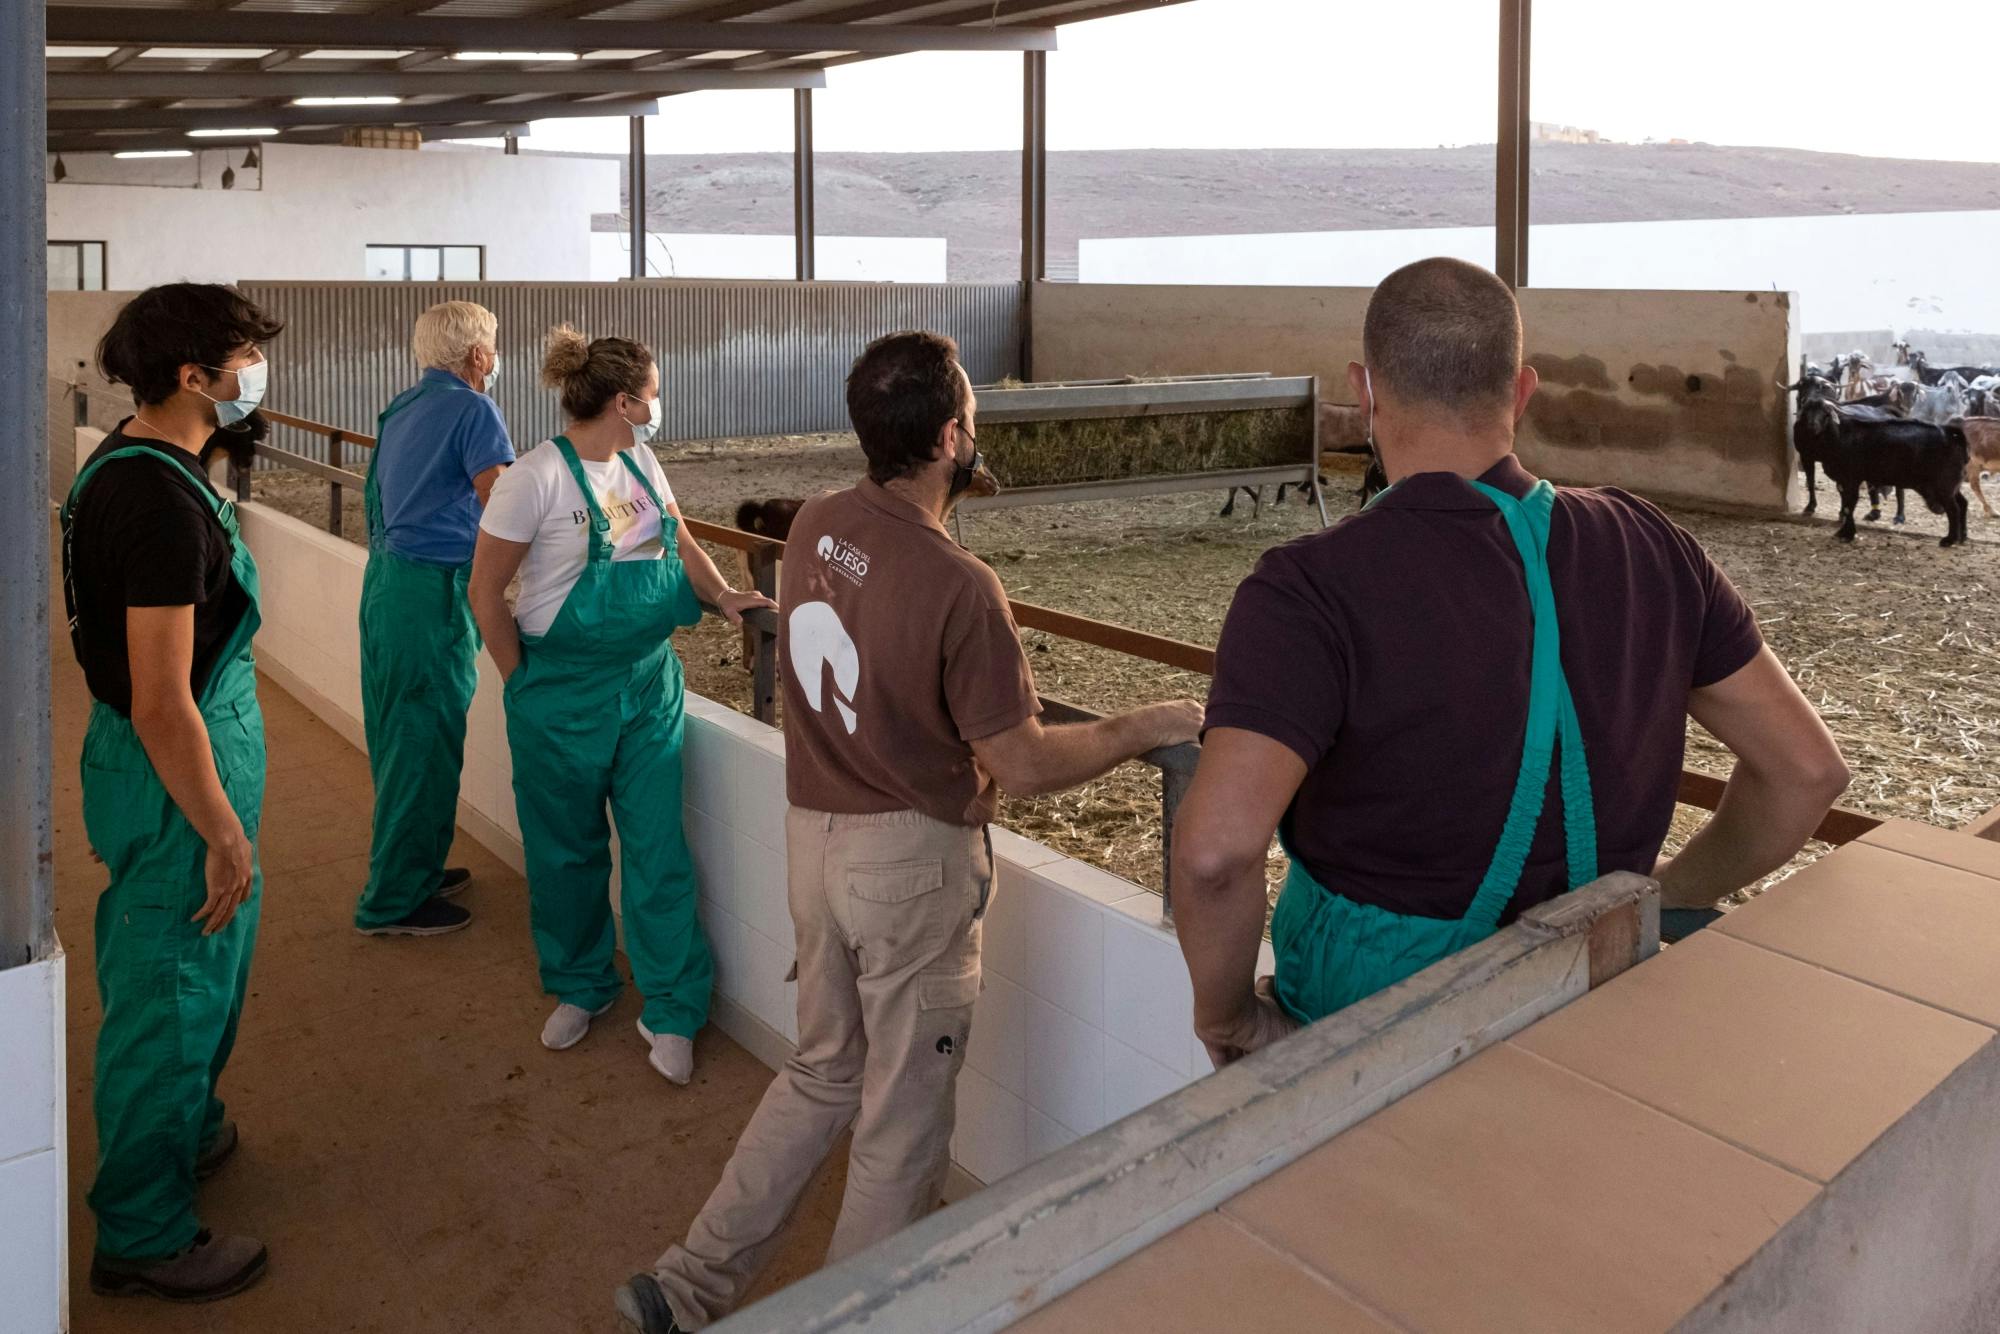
[469,325,772,1084]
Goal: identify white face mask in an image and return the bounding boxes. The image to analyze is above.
[483,352,500,395]
[630,392,662,445]
[198,355,268,430]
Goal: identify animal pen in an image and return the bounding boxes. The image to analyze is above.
[167,398,1886,917]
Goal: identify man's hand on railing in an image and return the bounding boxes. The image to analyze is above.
[1197,974,1301,1070]
[713,588,778,626]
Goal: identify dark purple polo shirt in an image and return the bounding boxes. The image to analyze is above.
[1206,455,1761,923]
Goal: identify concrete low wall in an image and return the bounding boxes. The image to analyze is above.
[1030,281,1800,514]
[235,493,1257,1193]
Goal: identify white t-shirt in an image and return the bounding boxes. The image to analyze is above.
[479,438,678,637]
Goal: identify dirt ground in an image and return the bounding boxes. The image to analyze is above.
[256,433,2000,904]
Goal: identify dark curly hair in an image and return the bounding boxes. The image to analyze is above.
[846,330,970,484]
[97,283,283,408]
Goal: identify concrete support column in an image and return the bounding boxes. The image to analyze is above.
[1495,0,1531,287]
[628,114,647,280]
[793,87,815,281]
[1,0,54,965]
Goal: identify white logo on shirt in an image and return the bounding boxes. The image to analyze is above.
[815,532,870,585]
[789,601,860,735]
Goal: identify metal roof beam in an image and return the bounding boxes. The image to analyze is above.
[43,8,1060,54]
[47,122,531,154]
[49,67,826,98]
[50,96,659,133]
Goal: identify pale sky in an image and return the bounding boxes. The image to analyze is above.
[489,0,1999,164]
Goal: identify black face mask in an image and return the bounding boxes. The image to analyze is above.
[947,421,984,498]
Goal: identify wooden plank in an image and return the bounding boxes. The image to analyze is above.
[252,442,366,490]
[1965,802,2000,844]
[713,873,1658,1334]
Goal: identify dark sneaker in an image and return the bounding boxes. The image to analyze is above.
[614,1274,686,1333]
[91,1231,268,1303]
[195,1120,239,1181]
[436,867,474,900]
[355,897,472,937]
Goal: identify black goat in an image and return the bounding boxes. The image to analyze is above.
[1795,398,1969,547]
[1788,374,1904,521]
[1909,350,2000,387]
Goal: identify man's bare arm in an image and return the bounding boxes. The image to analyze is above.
[1171,727,1308,1067]
[970,702,1201,798]
[1657,647,1850,907]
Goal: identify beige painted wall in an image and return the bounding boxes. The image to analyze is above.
[46,290,135,501]
[1031,282,1799,513]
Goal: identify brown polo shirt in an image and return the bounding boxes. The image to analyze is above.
[780,479,1041,827]
[1206,455,1762,922]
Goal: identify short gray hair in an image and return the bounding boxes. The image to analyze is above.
[411,300,497,371]
[1362,258,1521,417]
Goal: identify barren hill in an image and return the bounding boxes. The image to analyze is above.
[602,142,2000,282]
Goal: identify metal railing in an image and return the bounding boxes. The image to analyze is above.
[85,395,1882,921]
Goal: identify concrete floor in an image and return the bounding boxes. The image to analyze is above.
[50,606,842,1331]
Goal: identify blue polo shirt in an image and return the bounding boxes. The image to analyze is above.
[373,369,516,566]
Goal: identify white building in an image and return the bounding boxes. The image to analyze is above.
[45,141,620,290]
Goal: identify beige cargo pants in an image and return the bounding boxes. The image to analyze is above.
[652,807,992,1329]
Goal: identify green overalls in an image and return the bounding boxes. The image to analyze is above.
[502,437,714,1038]
[66,446,265,1263]
[354,386,483,929]
[1270,478,1599,1025]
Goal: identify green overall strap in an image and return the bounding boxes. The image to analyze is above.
[614,447,669,524]
[1460,479,1598,928]
[551,435,615,562]
[365,382,437,548]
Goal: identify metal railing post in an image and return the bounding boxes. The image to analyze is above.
[749,548,780,725]
[326,431,343,539]
[1158,757,1192,925]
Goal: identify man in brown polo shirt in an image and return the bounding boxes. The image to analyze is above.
[1172,257,1852,1066]
[618,331,1202,1333]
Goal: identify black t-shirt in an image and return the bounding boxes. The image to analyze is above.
[64,425,250,717]
[1206,455,1763,923]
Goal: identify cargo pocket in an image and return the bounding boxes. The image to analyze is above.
[846,858,944,973]
[915,958,980,1090]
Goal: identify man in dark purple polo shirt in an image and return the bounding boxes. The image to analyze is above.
[1172,257,1851,1066]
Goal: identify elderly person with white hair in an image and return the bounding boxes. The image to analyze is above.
[353,300,514,937]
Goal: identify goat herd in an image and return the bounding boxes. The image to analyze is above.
[1787,345,2000,549]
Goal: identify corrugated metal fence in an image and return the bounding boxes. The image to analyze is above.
[237,279,1022,454]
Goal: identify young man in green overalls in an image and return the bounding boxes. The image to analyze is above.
[64,283,284,1302]
[1172,258,1849,1067]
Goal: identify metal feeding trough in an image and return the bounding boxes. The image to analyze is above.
[958,371,1328,525]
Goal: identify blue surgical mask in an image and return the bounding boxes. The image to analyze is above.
[631,393,662,445]
[198,355,268,430]
[484,353,501,395]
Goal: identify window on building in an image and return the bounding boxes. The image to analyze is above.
[48,240,106,291]
[364,244,485,281]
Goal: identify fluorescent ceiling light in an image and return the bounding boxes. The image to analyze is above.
[139,47,275,60]
[683,50,762,61]
[581,49,659,60]
[298,49,411,60]
[187,127,280,138]
[452,51,579,62]
[115,149,193,159]
[46,45,118,58]
[292,96,403,106]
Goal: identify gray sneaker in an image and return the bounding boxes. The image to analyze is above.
[194,1120,238,1181]
[541,998,615,1051]
[90,1230,268,1303]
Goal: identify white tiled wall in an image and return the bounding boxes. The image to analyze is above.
[0,952,69,1334]
[237,498,1267,1195]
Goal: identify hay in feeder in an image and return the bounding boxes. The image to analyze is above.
[979,405,1312,489]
